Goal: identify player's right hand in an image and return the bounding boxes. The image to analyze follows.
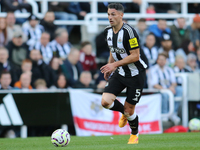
[104,71,111,81]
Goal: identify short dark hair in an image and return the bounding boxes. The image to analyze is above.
[108,3,124,13]
[0,70,11,79]
[158,52,168,59]
[138,18,146,22]
[81,41,91,49]
[147,32,156,38]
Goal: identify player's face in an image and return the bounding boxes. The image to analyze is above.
[107,8,123,27]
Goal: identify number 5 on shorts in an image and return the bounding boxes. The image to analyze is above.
[132,89,141,101]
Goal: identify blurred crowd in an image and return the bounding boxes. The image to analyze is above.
[1,0,200,137]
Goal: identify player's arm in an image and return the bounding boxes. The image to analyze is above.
[113,48,139,67]
[100,48,139,74]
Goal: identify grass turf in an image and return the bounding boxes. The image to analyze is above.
[0,132,199,150]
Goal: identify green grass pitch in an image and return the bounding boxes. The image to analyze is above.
[0,132,199,150]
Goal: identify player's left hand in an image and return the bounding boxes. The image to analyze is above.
[100,63,116,74]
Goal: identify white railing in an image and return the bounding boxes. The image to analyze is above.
[175,73,188,127]
[0,0,200,33]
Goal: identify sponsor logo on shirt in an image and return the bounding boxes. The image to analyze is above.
[109,46,126,54]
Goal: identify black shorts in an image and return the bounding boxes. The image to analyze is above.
[104,71,146,105]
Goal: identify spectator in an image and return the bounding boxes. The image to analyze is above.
[174,56,190,86]
[0,70,12,90]
[49,56,68,83]
[14,59,32,84]
[125,0,142,13]
[68,2,87,20]
[196,48,200,68]
[148,19,171,47]
[48,2,77,34]
[2,0,32,24]
[79,2,91,14]
[0,47,16,86]
[51,28,72,60]
[29,49,56,87]
[158,32,176,67]
[0,47,15,72]
[170,18,190,50]
[95,71,105,85]
[95,30,110,59]
[22,14,44,50]
[63,48,83,87]
[98,2,109,13]
[73,71,96,89]
[142,33,158,67]
[6,30,29,69]
[0,17,8,46]
[186,53,200,72]
[96,80,107,90]
[188,14,200,48]
[79,41,97,76]
[6,12,26,43]
[146,5,156,21]
[32,32,53,64]
[14,72,32,89]
[34,79,47,90]
[188,3,200,14]
[40,11,57,41]
[176,39,195,62]
[2,0,32,12]
[50,73,68,89]
[148,3,180,14]
[148,53,180,125]
[134,18,150,46]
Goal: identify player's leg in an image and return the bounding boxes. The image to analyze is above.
[101,73,127,126]
[124,102,139,144]
[101,93,123,113]
[101,93,127,127]
[125,72,146,144]
[101,73,125,113]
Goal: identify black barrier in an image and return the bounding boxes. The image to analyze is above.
[0,91,73,126]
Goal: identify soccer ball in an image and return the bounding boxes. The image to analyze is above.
[188,118,200,131]
[51,129,70,147]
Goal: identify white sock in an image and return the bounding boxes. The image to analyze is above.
[127,112,136,121]
[108,102,114,109]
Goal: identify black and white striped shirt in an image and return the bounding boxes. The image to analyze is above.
[33,41,54,64]
[50,40,72,59]
[22,22,44,49]
[148,64,176,89]
[143,45,159,67]
[173,66,190,85]
[158,47,176,67]
[104,23,147,77]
